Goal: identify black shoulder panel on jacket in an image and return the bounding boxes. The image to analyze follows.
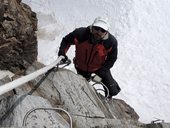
[74,27,90,43]
[103,33,117,50]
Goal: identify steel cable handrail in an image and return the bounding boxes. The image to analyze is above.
[22,107,72,128]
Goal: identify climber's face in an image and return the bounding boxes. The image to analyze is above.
[92,26,107,40]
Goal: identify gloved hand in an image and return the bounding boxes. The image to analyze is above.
[58,50,68,63]
[59,55,69,64]
[61,55,68,63]
[59,55,71,65]
[58,50,71,65]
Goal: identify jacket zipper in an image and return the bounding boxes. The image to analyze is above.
[84,49,88,64]
[86,45,95,72]
[90,51,97,65]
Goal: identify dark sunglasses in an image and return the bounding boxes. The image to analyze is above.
[93,26,107,33]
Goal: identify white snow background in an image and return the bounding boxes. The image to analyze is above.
[1,0,170,123]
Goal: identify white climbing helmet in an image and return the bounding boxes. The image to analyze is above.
[92,17,110,31]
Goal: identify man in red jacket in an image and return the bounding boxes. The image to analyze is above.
[58,17,121,99]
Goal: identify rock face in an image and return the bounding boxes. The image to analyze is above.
[0,0,37,73]
[0,62,139,127]
[0,95,70,127]
[0,1,169,128]
[0,62,170,127]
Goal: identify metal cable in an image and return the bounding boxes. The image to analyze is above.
[92,82,109,98]
[22,107,72,128]
[22,61,72,127]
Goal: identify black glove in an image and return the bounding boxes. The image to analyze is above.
[58,55,68,65]
[61,55,68,63]
[58,50,68,62]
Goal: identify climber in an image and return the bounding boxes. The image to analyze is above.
[58,17,121,99]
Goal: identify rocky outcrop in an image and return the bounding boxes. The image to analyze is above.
[144,123,170,128]
[0,76,14,101]
[1,61,169,128]
[0,95,69,127]
[0,62,140,127]
[0,0,37,73]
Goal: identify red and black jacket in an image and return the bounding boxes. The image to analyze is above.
[58,26,118,73]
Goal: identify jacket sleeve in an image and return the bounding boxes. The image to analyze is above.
[58,30,77,57]
[104,42,117,69]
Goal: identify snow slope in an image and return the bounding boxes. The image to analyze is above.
[20,0,170,123]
